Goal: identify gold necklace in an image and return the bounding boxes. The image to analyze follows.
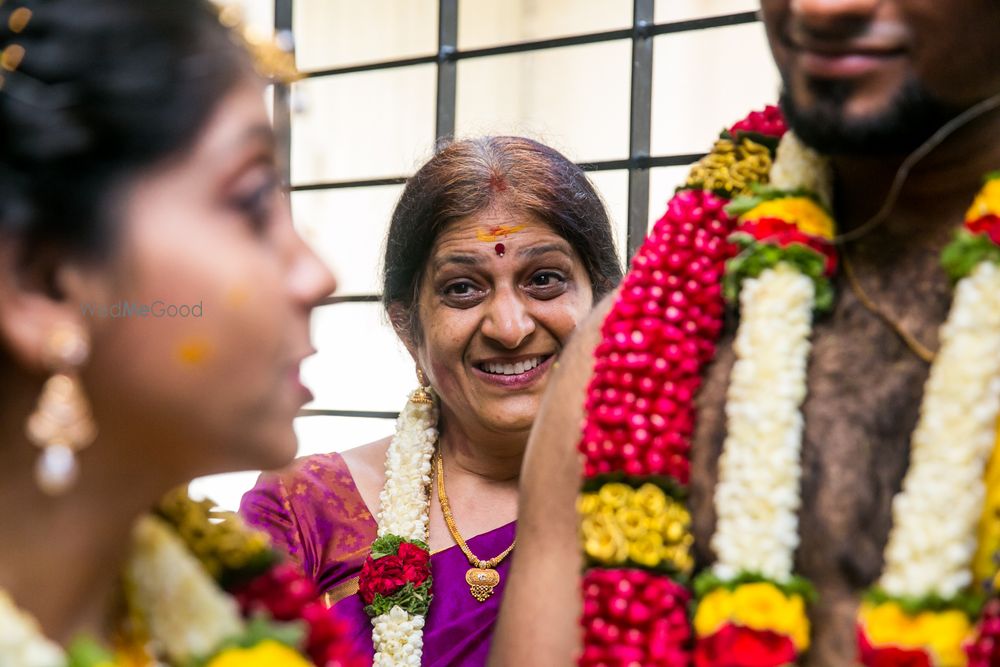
[842,250,937,364]
[434,451,516,602]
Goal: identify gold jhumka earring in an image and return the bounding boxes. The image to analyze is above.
[25,323,98,495]
[412,367,434,405]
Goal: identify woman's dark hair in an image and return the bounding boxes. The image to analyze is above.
[0,0,250,256]
[382,136,623,338]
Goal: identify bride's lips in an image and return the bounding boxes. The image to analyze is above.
[471,354,556,390]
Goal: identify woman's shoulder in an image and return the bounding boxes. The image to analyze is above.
[338,436,392,521]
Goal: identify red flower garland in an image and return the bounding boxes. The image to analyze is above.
[580,569,692,666]
[580,188,733,483]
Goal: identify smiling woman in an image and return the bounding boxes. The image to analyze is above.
[241,136,622,665]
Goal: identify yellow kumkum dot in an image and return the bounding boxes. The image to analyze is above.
[9,8,32,34]
[204,641,312,667]
[1,44,25,71]
[966,177,1000,221]
[741,196,835,240]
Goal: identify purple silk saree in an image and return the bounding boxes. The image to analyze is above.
[240,452,516,667]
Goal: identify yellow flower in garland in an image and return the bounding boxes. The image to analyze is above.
[920,610,974,666]
[686,137,773,198]
[730,582,810,651]
[860,601,973,664]
[966,174,1000,221]
[579,483,693,573]
[740,196,835,240]
[973,420,1000,587]
[205,640,312,667]
[694,588,735,638]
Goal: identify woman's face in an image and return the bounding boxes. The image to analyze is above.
[75,78,335,475]
[412,209,594,440]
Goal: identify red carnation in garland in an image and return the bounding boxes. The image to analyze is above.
[230,562,318,621]
[967,214,1000,246]
[694,624,796,667]
[737,217,838,276]
[229,562,367,667]
[300,600,369,667]
[397,541,431,587]
[359,554,409,605]
[857,625,933,667]
[729,105,788,139]
[580,569,692,667]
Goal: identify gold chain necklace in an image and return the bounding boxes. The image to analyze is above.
[842,250,937,364]
[434,451,516,602]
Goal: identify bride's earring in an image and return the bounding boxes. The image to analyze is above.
[411,367,434,405]
[25,323,98,495]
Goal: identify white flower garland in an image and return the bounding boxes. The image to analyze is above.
[371,389,438,666]
[880,260,1000,599]
[126,515,245,663]
[0,514,247,667]
[769,132,833,209]
[712,262,815,582]
[711,128,1000,655]
[0,590,64,667]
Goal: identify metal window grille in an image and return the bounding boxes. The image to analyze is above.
[276,1,760,421]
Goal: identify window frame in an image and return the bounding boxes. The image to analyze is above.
[273,0,760,420]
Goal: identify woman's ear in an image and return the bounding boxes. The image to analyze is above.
[387,301,419,360]
[0,240,105,374]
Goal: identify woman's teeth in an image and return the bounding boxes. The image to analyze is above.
[481,356,544,376]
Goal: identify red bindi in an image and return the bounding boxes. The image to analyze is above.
[495,243,506,257]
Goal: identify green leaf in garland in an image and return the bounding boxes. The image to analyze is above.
[66,637,116,667]
[724,240,833,312]
[862,587,983,619]
[364,579,433,618]
[370,534,429,559]
[941,229,1000,281]
[692,570,818,604]
[189,615,308,667]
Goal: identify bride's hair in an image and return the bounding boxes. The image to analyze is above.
[0,0,249,258]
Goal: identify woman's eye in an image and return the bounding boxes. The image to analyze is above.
[445,281,476,296]
[231,174,280,231]
[525,271,569,298]
[530,271,566,287]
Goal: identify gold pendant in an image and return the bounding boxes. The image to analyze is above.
[466,567,500,602]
